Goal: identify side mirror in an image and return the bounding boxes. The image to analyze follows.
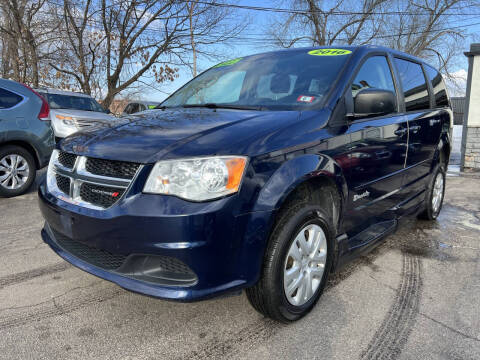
[351,88,396,119]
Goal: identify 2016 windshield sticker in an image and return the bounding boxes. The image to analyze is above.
[213,58,242,67]
[297,95,315,103]
[308,49,352,56]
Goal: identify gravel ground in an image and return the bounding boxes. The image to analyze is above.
[0,170,479,360]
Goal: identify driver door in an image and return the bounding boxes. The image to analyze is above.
[342,55,409,235]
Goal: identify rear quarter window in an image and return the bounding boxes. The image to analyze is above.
[394,58,430,112]
[424,65,449,108]
[0,88,23,109]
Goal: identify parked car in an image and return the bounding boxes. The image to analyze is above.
[0,79,54,197]
[38,46,452,322]
[35,88,116,140]
[122,101,160,115]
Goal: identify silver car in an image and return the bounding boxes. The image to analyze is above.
[35,88,116,139]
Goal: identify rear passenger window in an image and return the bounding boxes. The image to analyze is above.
[0,88,23,109]
[424,65,449,107]
[394,58,430,111]
[352,56,396,98]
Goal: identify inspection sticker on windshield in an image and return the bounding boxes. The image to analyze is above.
[297,95,315,103]
[308,49,351,56]
[213,58,242,67]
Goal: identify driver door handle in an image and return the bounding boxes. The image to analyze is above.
[410,125,421,133]
[394,128,407,136]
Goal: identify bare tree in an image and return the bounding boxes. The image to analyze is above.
[48,0,106,95]
[50,0,247,106]
[0,0,59,86]
[270,0,389,48]
[99,0,192,107]
[270,0,479,74]
[381,0,480,73]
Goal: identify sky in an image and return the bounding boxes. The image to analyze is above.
[139,0,480,102]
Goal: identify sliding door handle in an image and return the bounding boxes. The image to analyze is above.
[394,128,407,136]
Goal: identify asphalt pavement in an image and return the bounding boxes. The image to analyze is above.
[0,171,479,360]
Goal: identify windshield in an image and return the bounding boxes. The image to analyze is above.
[162,49,352,111]
[41,93,107,113]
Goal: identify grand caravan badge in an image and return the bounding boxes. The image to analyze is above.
[308,49,352,56]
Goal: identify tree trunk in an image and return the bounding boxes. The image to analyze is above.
[188,1,197,77]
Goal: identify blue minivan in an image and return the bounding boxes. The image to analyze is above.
[38,46,452,322]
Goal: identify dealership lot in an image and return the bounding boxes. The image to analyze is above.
[0,173,479,360]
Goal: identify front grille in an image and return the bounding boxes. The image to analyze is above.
[80,182,125,208]
[52,153,139,209]
[52,229,126,270]
[86,158,140,179]
[156,257,194,275]
[74,119,98,129]
[58,151,77,169]
[56,174,70,194]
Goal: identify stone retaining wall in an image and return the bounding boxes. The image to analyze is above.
[463,127,480,169]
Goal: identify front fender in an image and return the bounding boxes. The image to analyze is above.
[253,154,348,213]
[239,153,349,284]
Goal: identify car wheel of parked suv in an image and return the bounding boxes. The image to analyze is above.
[0,145,36,197]
[246,198,334,323]
[418,165,446,221]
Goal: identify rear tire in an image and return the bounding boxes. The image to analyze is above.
[0,145,36,197]
[418,164,445,220]
[246,194,334,322]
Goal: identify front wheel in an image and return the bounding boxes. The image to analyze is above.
[246,201,334,322]
[418,165,445,220]
[0,145,36,197]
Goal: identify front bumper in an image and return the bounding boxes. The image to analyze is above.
[38,183,273,301]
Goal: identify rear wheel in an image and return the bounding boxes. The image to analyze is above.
[418,165,445,220]
[0,145,36,197]
[246,194,334,322]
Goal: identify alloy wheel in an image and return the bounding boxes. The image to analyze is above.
[0,154,30,190]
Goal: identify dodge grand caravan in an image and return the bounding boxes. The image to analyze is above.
[38,46,452,322]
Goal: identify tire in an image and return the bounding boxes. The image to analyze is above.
[0,145,37,197]
[246,196,334,323]
[418,164,445,220]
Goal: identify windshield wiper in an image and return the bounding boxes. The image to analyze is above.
[182,103,263,111]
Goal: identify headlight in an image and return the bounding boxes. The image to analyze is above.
[143,156,248,201]
[46,149,59,193]
[55,115,75,126]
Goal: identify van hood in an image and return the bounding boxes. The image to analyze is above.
[60,108,328,163]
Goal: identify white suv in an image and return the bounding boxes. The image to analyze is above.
[35,88,116,139]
